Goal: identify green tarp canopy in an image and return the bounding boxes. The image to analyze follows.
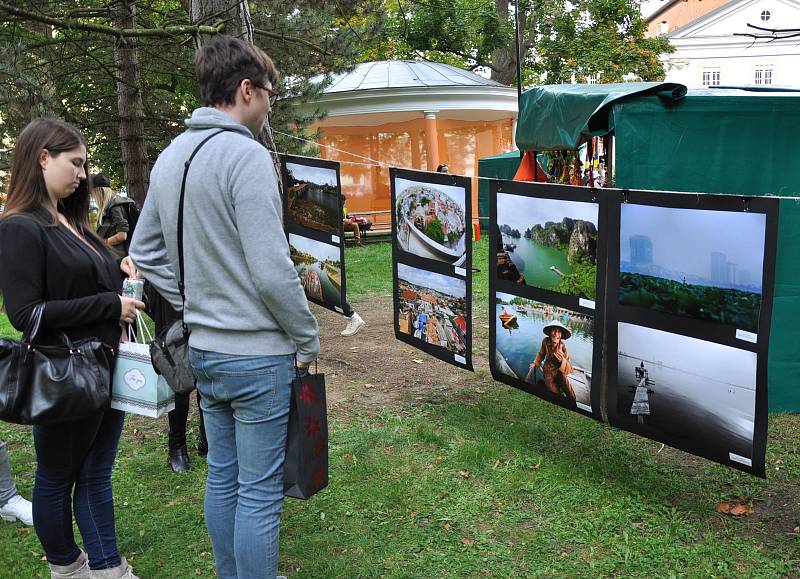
[477,151,522,232]
[515,82,687,151]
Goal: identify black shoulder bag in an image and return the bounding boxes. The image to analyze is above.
[0,303,114,425]
[150,129,228,394]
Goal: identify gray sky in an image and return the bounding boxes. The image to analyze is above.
[620,204,766,282]
[395,177,466,209]
[398,263,466,298]
[288,234,340,262]
[286,162,338,187]
[618,323,757,391]
[497,193,598,233]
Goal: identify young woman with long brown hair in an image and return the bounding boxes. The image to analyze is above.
[0,118,144,579]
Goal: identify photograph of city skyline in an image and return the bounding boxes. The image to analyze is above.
[620,204,767,332]
[396,263,468,358]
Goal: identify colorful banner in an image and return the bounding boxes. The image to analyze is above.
[606,191,778,477]
[489,180,606,419]
[281,155,349,315]
[391,168,473,370]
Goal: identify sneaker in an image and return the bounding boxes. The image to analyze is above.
[0,494,33,526]
[341,312,365,336]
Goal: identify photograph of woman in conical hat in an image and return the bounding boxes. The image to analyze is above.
[528,320,577,400]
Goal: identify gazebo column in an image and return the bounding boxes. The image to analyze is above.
[423,111,441,171]
[410,129,422,169]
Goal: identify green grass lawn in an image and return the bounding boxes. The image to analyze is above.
[0,239,798,578]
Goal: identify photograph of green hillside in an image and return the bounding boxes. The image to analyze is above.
[286,161,340,234]
[496,193,598,299]
[620,204,766,332]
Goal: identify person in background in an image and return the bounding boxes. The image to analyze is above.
[339,194,365,336]
[436,163,449,174]
[0,117,143,579]
[91,173,137,260]
[0,439,33,526]
[144,283,208,472]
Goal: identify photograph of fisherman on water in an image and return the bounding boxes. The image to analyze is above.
[619,204,767,333]
[396,262,469,362]
[493,292,594,411]
[496,192,598,300]
[289,233,345,312]
[283,157,342,236]
[393,174,468,266]
[613,322,764,475]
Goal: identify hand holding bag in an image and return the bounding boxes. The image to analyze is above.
[0,303,114,425]
[284,361,328,500]
[111,313,175,418]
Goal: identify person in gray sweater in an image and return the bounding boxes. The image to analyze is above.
[129,36,318,579]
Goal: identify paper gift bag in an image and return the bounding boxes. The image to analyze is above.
[111,314,175,418]
[284,370,328,500]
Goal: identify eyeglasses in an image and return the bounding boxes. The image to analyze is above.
[252,80,279,105]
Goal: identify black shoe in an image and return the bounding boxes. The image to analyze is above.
[169,447,192,473]
[197,436,208,457]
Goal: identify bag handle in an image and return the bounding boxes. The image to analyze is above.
[127,311,154,345]
[176,128,230,339]
[294,356,318,378]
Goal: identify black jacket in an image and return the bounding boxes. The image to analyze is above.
[0,211,123,346]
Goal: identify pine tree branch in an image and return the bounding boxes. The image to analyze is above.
[0,2,223,39]
[253,28,328,55]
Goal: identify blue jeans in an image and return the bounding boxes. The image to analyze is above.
[189,348,294,579]
[32,409,125,569]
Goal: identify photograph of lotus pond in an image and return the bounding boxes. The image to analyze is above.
[619,204,766,333]
[395,177,467,266]
[286,161,340,235]
[494,292,593,409]
[496,193,598,299]
[289,234,343,309]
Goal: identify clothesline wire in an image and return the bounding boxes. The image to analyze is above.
[270,130,800,202]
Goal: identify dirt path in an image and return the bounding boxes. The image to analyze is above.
[313,295,491,415]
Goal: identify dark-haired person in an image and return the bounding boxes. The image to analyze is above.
[130,36,318,579]
[0,118,144,578]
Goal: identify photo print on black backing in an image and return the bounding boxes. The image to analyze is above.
[606,191,779,477]
[280,155,349,315]
[489,179,607,420]
[391,168,473,371]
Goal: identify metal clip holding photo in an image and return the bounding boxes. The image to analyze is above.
[741,197,751,212]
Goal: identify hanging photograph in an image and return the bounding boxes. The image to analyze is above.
[612,322,764,475]
[282,156,342,237]
[495,189,599,301]
[619,204,766,333]
[392,170,469,267]
[492,292,595,414]
[395,262,471,369]
[288,233,346,313]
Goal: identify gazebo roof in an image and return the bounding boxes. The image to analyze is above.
[314,61,506,93]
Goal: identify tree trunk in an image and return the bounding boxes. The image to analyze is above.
[113,0,149,206]
[492,0,518,86]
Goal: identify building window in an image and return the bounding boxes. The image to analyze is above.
[659,21,669,34]
[760,10,771,20]
[702,67,721,87]
[755,64,773,85]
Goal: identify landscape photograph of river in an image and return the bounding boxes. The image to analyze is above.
[288,233,343,310]
[616,323,757,461]
[494,292,593,407]
[496,192,598,298]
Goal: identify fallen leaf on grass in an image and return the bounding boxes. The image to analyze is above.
[493,460,500,470]
[531,461,541,470]
[716,501,754,516]
[412,359,424,364]
[443,523,452,531]
[461,537,474,545]
[458,470,472,478]
[364,383,374,389]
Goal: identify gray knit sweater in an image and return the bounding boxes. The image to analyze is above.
[130,108,319,362]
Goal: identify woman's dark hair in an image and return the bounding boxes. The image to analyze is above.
[195,35,279,107]
[2,118,103,244]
